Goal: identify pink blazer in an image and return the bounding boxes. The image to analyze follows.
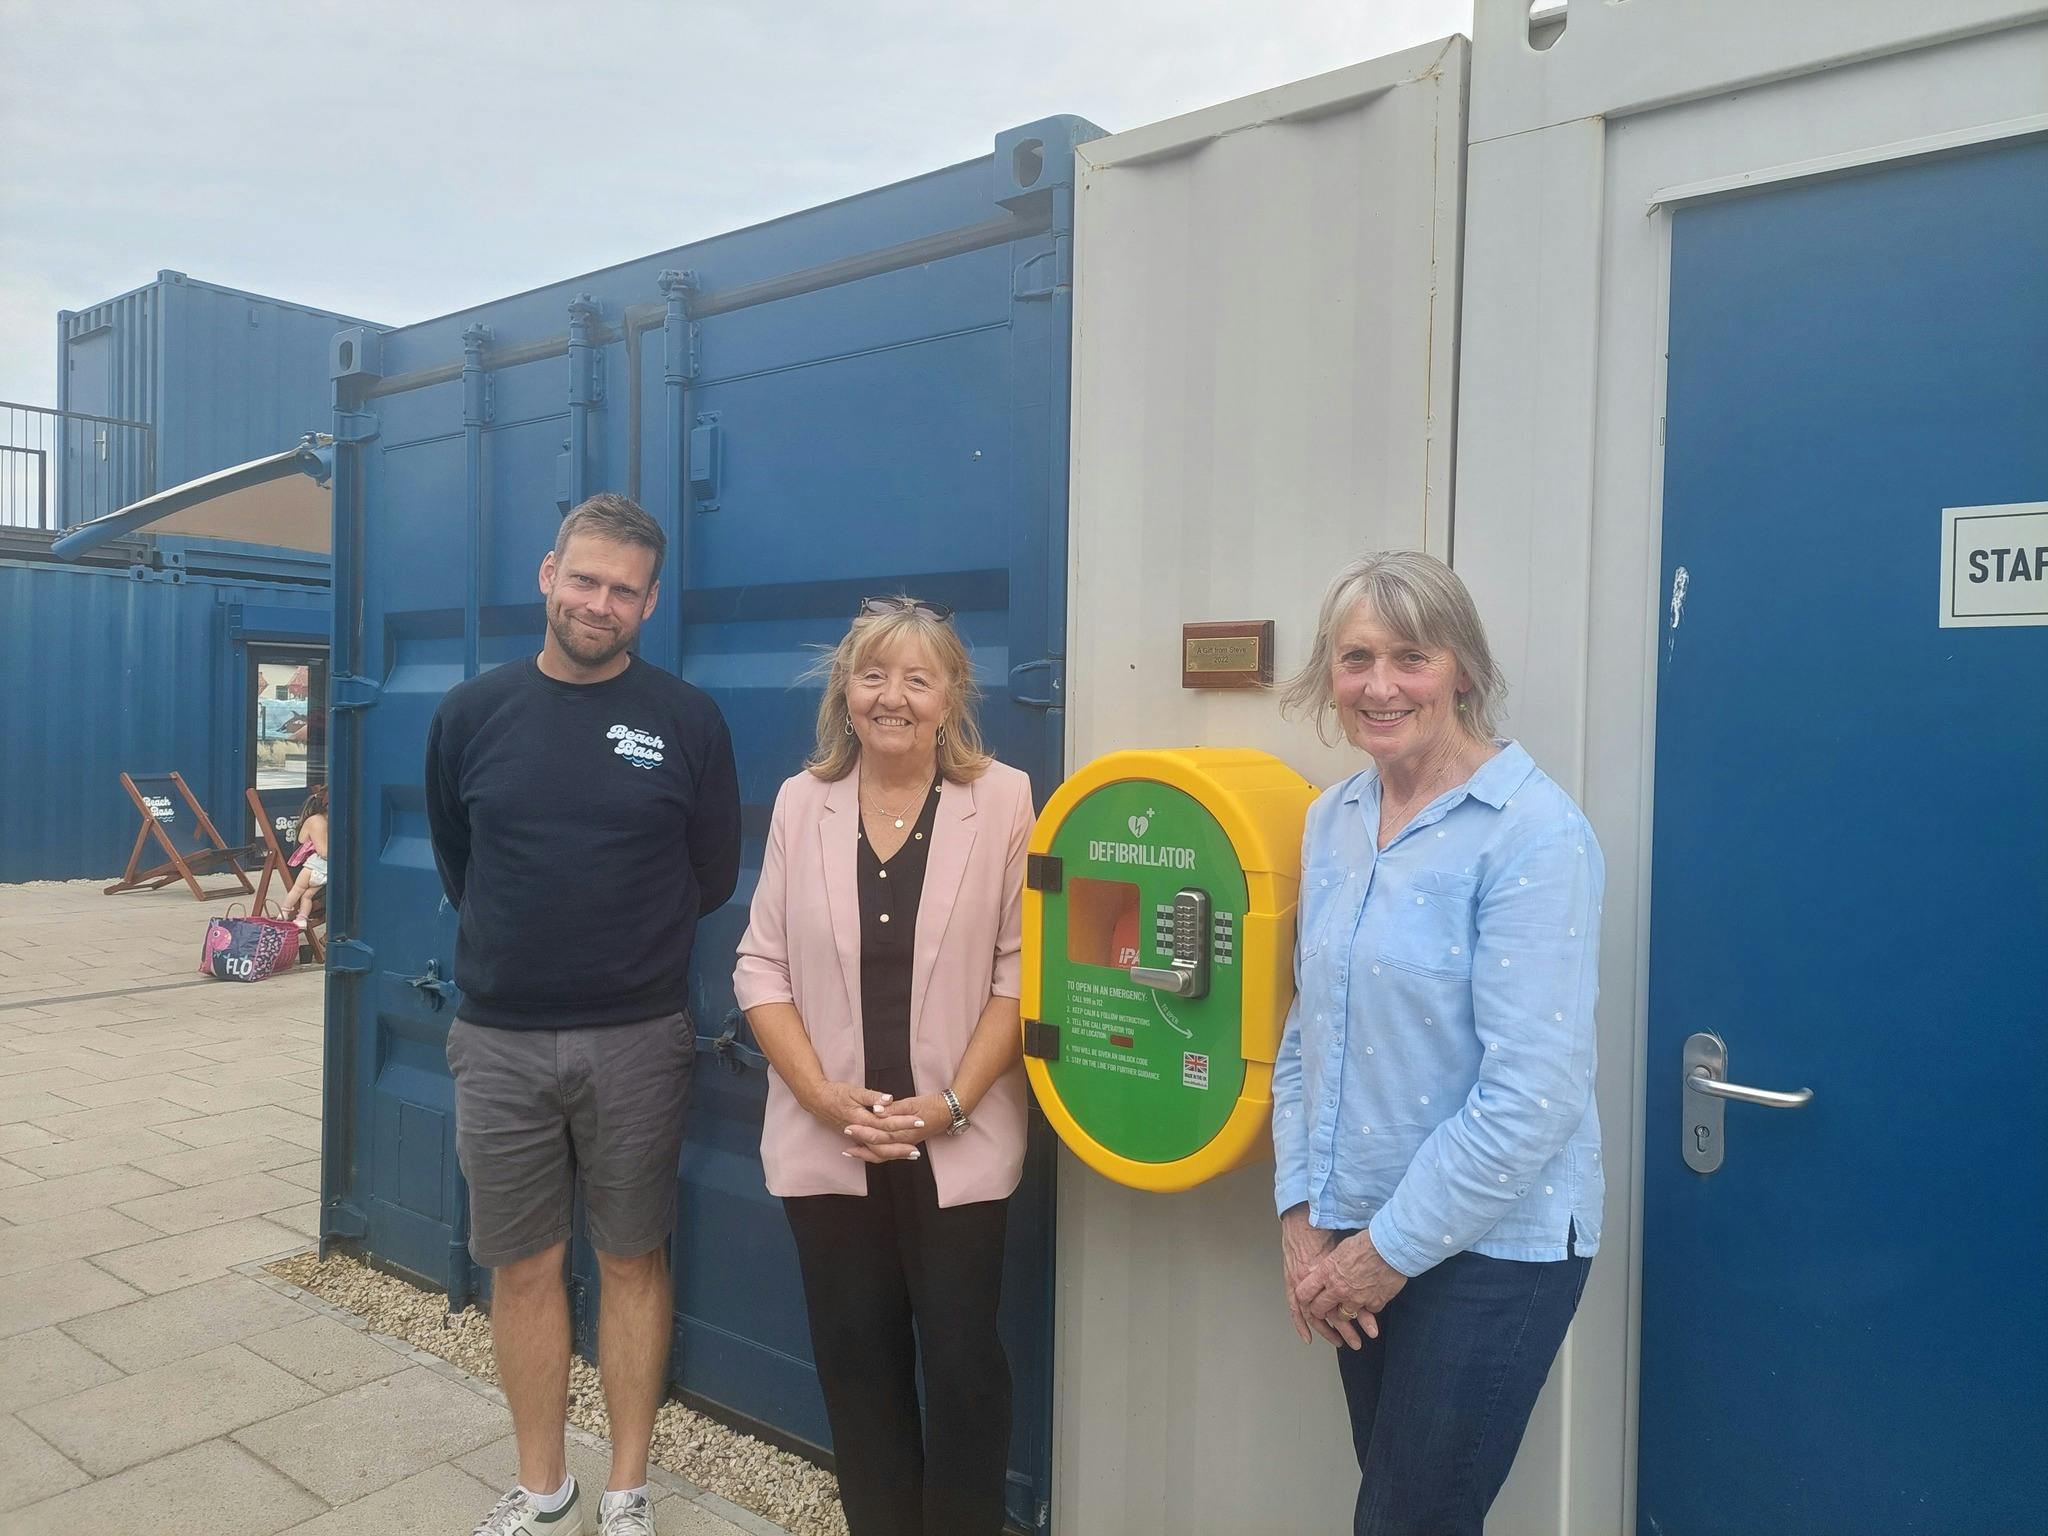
[732,759,1036,1206]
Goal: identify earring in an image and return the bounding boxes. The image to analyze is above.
[1456,698,1468,712]
[935,725,948,747]
[843,717,854,736]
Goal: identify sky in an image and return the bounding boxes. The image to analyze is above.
[0,0,1472,409]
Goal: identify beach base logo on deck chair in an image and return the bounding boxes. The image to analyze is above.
[106,771,256,903]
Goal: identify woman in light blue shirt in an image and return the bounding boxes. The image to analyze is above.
[1273,551,1603,1536]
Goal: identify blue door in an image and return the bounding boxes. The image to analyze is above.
[321,120,1096,1531]
[1639,138,2048,1533]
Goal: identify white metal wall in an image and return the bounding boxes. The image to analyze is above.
[1455,2,2048,1531]
[1058,40,1465,1534]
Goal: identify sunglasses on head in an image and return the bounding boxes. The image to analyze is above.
[858,596,955,622]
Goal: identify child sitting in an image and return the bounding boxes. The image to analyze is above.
[280,785,329,928]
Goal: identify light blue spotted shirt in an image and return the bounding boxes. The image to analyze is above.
[1271,742,1604,1276]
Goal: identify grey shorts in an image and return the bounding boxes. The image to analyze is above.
[447,1012,694,1269]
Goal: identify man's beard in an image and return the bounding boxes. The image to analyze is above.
[548,604,634,668]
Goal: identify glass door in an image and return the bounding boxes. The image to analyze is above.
[247,644,328,847]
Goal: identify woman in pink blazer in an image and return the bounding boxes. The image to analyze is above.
[733,596,1035,1536]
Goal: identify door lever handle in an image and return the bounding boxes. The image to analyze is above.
[1129,964,1199,997]
[1686,1068,1812,1109]
[1681,1031,1810,1174]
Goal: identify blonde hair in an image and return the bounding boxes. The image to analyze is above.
[805,601,991,783]
[1280,550,1507,745]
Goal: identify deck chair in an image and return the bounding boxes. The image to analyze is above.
[105,771,256,902]
[248,787,324,962]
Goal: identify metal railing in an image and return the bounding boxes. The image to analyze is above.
[0,400,155,531]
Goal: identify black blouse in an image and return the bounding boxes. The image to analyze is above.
[856,779,942,1101]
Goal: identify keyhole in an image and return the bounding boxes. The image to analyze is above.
[1693,1124,1712,1153]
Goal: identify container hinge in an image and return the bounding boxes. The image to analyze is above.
[1023,1018,1060,1062]
[322,1200,369,1239]
[329,674,382,711]
[333,411,380,445]
[324,939,375,975]
[1009,657,1065,711]
[689,414,722,511]
[1026,853,1063,893]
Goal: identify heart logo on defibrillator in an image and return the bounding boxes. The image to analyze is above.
[1127,814,1150,838]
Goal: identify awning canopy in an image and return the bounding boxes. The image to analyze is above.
[51,436,334,559]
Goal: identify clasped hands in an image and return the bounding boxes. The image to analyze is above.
[1280,1204,1408,1349]
[802,1079,947,1163]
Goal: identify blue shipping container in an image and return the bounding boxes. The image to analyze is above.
[57,271,384,525]
[321,118,1100,1528]
[0,538,331,882]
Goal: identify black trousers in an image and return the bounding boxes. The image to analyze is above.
[784,1154,1012,1536]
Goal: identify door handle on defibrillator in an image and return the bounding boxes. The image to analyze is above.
[1128,887,1212,1001]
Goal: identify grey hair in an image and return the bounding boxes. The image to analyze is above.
[1279,550,1506,744]
[554,492,666,570]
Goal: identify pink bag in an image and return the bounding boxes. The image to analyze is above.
[200,906,300,982]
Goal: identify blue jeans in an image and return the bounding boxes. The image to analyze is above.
[1336,1240,1591,1536]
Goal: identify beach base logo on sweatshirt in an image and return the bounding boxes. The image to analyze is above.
[607,723,665,770]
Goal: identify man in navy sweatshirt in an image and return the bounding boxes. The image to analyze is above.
[425,493,740,1536]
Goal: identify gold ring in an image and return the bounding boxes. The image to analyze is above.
[1341,1308,1359,1319]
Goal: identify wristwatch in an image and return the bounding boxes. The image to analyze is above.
[941,1087,970,1136]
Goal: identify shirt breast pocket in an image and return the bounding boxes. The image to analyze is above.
[1377,869,1478,980]
[1295,865,1351,964]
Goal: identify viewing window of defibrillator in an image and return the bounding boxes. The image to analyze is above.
[1065,878,1141,969]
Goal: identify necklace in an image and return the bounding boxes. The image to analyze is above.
[860,776,932,830]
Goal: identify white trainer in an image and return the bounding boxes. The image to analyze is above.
[598,1489,657,1535]
[471,1480,589,1535]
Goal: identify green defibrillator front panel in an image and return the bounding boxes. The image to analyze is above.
[1022,748,1315,1190]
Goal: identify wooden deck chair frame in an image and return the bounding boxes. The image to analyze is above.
[247,787,325,962]
[105,771,256,902]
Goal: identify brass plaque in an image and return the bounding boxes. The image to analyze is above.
[1185,636,1261,673]
[1182,621,1275,689]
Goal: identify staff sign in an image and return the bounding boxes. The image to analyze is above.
[1941,502,2048,628]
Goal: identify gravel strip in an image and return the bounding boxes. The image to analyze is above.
[268,1251,848,1536]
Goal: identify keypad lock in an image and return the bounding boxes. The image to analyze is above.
[1129,887,1212,1000]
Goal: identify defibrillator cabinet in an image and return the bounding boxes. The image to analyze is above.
[1021,749,1316,1191]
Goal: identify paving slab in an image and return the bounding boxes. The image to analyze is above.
[60,1271,311,1373]
[0,1161,176,1225]
[158,1102,325,1150]
[134,1133,314,1187]
[243,1315,411,1393]
[0,1435,328,1536]
[23,1340,322,1476]
[0,1327,125,1412]
[0,1066,103,1097]
[1,1258,145,1337]
[274,1157,324,1192]
[454,1429,622,1504]
[113,1168,307,1235]
[234,1365,511,1505]
[0,1205,161,1277]
[27,1097,199,1139]
[278,1460,502,1535]
[1,1124,192,1179]
[0,1411,89,1506]
[22,1073,187,1110]
[88,1213,304,1294]
[0,1160,40,1190]
[0,1088,91,1124]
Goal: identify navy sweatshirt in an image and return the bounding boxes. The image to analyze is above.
[423,655,741,1028]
